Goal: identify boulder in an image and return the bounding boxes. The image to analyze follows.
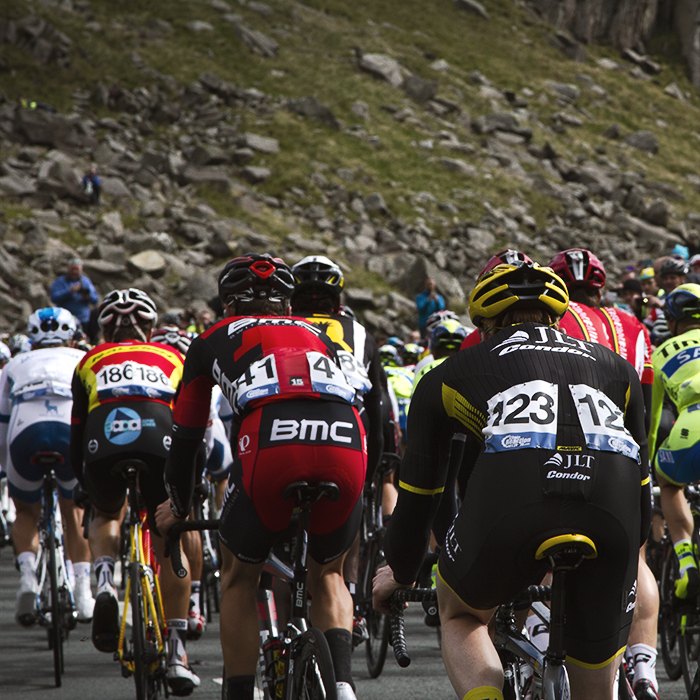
[234,24,278,57]
[359,53,405,88]
[440,157,478,176]
[128,250,167,277]
[239,133,280,153]
[15,108,95,151]
[472,112,519,135]
[101,177,132,199]
[624,130,659,154]
[402,75,438,104]
[288,96,340,130]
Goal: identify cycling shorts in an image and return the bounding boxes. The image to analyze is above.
[82,402,172,529]
[219,399,366,564]
[654,406,700,485]
[6,402,75,502]
[438,450,640,668]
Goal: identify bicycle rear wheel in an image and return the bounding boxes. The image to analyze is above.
[659,544,683,680]
[292,627,337,700]
[130,562,150,700]
[47,525,64,687]
[681,609,700,695]
[364,542,389,678]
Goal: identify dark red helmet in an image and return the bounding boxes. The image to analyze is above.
[218,254,295,305]
[548,249,606,289]
[479,249,533,280]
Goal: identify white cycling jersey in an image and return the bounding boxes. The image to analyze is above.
[0,346,85,498]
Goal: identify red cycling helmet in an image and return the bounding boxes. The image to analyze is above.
[548,249,606,289]
[218,253,295,305]
[479,249,534,280]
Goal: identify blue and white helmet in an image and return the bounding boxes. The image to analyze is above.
[27,307,77,348]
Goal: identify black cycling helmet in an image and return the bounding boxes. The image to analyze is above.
[469,262,569,328]
[291,255,345,296]
[218,253,295,306]
[663,284,700,323]
[658,258,688,278]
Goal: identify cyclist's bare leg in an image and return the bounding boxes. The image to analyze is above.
[214,478,227,514]
[308,553,353,631]
[10,498,40,554]
[382,474,397,517]
[435,575,501,698]
[657,472,693,543]
[342,533,359,590]
[152,534,191,620]
[89,505,125,560]
[219,546,265,676]
[566,659,616,700]
[628,549,658,645]
[58,494,90,562]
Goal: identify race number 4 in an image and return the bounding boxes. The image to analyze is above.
[307,351,355,403]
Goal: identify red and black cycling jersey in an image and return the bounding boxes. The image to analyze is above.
[165,315,353,517]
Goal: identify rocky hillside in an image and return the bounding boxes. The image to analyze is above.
[1,0,700,336]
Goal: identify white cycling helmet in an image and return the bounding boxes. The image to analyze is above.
[150,328,193,355]
[98,288,158,341]
[27,307,77,348]
[0,341,10,363]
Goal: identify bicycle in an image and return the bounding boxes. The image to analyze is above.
[32,450,78,688]
[388,533,631,700]
[168,480,340,700]
[659,484,700,694]
[356,451,399,678]
[113,459,168,700]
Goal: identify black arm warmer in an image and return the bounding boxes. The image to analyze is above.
[164,425,207,518]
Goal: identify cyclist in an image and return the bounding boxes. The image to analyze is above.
[549,248,658,700]
[402,342,424,372]
[156,254,367,700]
[290,255,384,477]
[649,284,700,603]
[374,261,650,700]
[151,325,232,640]
[290,255,385,643]
[412,318,467,391]
[0,308,95,625]
[379,344,413,448]
[70,289,200,696]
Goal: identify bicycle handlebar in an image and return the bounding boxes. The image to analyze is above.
[389,587,436,668]
[164,520,219,579]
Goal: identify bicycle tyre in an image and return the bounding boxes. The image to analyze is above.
[292,627,337,700]
[681,606,700,694]
[365,541,389,678]
[130,562,149,700]
[659,543,683,680]
[47,520,63,687]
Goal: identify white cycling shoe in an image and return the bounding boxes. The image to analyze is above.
[336,682,357,700]
[74,573,95,622]
[167,663,201,697]
[16,568,38,627]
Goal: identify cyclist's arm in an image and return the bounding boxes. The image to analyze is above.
[383,363,453,585]
[646,364,665,462]
[364,337,384,475]
[69,370,89,486]
[165,336,215,518]
[624,362,652,545]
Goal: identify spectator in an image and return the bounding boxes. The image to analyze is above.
[415,277,445,337]
[82,166,101,205]
[50,259,98,331]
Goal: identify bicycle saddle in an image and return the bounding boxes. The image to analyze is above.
[282,481,340,504]
[31,451,65,466]
[535,534,597,568]
[112,458,149,477]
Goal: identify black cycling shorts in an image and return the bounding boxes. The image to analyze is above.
[218,399,366,565]
[82,401,173,530]
[438,450,641,668]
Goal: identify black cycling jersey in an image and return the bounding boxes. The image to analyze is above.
[298,313,384,473]
[384,322,651,586]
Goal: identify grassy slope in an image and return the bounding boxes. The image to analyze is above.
[2,0,700,275]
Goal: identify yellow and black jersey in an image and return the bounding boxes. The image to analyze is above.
[72,341,184,416]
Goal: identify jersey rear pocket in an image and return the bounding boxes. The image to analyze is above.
[539,448,597,501]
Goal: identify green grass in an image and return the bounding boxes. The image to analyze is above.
[2,0,700,296]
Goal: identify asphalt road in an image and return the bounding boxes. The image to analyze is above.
[0,545,689,699]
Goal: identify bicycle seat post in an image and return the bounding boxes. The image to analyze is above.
[547,569,567,665]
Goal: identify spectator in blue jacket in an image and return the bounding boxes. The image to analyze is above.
[50,259,98,330]
[415,277,445,337]
[82,166,101,205]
